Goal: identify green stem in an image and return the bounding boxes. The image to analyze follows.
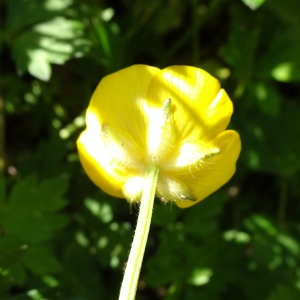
[118,164,159,300]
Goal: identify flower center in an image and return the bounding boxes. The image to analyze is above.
[102,98,221,203]
[145,98,176,164]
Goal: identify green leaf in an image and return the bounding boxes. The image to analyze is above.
[153,0,185,35]
[267,285,300,300]
[6,0,88,80]
[5,0,89,81]
[253,82,282,117]
[0,236,27,269]
[12,17,88,81]
[241,99,300,175]
[0,236,28,288]
[9,176,68,211]
[22,245,61,275]
[20,135,68,178]
[241,0,265,10]
[152,202,181,227]
[222,25,258,82]
[244,214,300,273]
[187,268,213,286]
[0,176,69,242]
[256,31,300,82]
[84,198,113,223]
[5,264,26,286]
[183,193,225,237]
[5,0,73,32]
[265,0,300,27]
[145,229,187,286]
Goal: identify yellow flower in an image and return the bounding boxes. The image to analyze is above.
[77,65,241,208]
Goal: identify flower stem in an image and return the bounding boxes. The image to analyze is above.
[118,164,159,300]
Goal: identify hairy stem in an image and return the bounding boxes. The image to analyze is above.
[118,164,159,300]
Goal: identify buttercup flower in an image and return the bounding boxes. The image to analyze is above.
[77,65,241,208]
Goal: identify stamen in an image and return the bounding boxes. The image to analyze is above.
[146,98,175,163]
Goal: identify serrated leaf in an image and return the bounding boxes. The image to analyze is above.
[22,245,61,275]
[0,176,69,242]
[0,236,27,287]
[20,135,68,178]
[27,50,52,81]
[6,0,88,81]
[9,175,68,211]
[0,236,27,268]
[12,17,89,80]
[5,0,73,32]
[0,208,68,243]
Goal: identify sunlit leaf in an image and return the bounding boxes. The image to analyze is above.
[241,0,265,10]
[12,17,88,80]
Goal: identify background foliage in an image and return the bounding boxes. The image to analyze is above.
[1,0,300,299]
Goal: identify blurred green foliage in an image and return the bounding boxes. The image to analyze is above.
[1,0,300,299]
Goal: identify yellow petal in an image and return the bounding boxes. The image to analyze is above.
[174,130,241,208]
[77,111,127,198]
[122,176,145,203]
[89,65,160,155]
[77,64,241,207]
[101,123,144,171]
[147,66,233,143]
[77,65,160,198]
[162,139,220,174]
[156,174,196,202]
